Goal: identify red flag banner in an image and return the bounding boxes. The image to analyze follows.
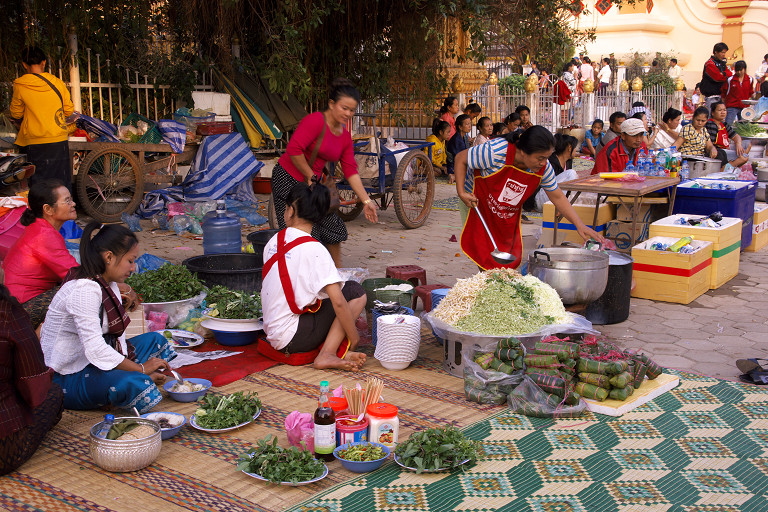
[595,0,612,15]
[647,0,654,13]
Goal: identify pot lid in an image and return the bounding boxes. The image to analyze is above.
[606,250,633,265]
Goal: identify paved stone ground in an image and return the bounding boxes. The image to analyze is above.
[130,177,768,384]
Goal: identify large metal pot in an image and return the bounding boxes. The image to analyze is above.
[528,247,609,305]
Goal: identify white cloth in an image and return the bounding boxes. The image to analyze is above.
[261,227,342,350]
[598,65,611,84]
[668,65,683,80]
[579,64,594,82]
[473,134,490,147]
[40,279,127,375]
[650,124,682,150]
[755,61,768,82]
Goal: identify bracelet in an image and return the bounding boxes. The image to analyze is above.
[139,363,145,374]
[363,199,372,205]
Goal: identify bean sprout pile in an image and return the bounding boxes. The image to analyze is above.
[432,269,569,335]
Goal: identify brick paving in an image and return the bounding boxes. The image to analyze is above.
[133,179,768,384]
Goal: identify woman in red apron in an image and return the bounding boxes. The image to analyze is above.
[261,182,367,371]
[454,126,603,270]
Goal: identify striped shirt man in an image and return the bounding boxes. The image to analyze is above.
[464,137,558,194]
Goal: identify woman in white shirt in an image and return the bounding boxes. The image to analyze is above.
[40,223,173,414]
[261,182,367,371]
[651,108,683,150]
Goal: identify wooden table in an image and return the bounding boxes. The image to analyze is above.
[556,175,681,252]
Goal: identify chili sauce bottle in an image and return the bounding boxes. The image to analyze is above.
[313,380,336,461]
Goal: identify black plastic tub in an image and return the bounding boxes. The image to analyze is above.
[246,229,279,259]
[584,251,633,325]
[182,254,263,293]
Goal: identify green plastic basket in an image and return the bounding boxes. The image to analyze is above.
[121,113,162,144]
[361,278,414,311]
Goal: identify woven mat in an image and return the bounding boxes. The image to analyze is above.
[0,332,502,512]
[289,369,768,512]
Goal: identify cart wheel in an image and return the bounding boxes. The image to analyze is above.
[393,150,434,229]
[76,148,144,223]
[267,195,278,229]
[331,161,363,222]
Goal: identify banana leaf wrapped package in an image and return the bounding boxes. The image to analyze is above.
[508,375,586,418]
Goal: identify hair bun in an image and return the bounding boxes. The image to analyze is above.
[331,77,355,89]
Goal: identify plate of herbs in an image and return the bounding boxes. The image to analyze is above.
[237,435,328,485]
[393,425,481,474]
[189,391,262,433]
[204,285,262,320]
[126,263,206,304]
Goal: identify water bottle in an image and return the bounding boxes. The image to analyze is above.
[636,155,646,176]
[202,199,242,254]
[95,414,115,439]
[626,162,636,174]
[681,162,690,180]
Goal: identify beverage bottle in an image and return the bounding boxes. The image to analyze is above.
[625,162,636,174]
[95,414,115,439]
[668,236,694,252]
[313,380,336,461]
[681,162,690,180]
[202,199,242,254]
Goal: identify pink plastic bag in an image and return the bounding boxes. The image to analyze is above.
[285,411,314,451]
[146,311,169,331]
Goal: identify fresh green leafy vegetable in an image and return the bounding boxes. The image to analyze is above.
[126,263,205,303]
[732,122,767,138]
[194,391,261,430]
[237,435,325,484]
[205,285,262,319]
[337,443,387,461]
[394,425,481,473]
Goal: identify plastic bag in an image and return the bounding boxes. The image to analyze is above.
[151,213,170,230]
[146,311,169,332]
[143,290,207,329]
[59,220,83,240]
[173,214,192,235]
[338,268,370,284]
[134,253,170,274]
[121,212,142,232]
[462,340,525,405]
[508,375,586,418]
[285,411,314,451]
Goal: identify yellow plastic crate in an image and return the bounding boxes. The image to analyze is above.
[649,215,741,289]
[631,236,713,305]
[745,204,768,252]
[539,202,615,247]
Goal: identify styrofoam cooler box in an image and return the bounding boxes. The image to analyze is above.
[191,92,231,116]
[539,202,615,247]
[745,203,768,252]
[649,214,741,289]
[631,236,713,304]
[672,179,757,250]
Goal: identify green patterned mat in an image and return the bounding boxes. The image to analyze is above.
[290,370,768,511]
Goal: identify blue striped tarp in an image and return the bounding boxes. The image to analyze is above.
[136,132,263,217]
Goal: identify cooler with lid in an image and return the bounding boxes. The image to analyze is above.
[672,179,756,250]
[745,203,768,252]
[649,214,741,289]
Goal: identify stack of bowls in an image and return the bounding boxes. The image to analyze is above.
[374,315,421,370]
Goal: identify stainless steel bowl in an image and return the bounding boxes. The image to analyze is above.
[528,247,609,305]
[89,417,162,472]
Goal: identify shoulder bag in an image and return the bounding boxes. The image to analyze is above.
[32,73,68,130]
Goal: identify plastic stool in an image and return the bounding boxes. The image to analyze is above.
[385,265,427,286]
[412,284,449,312]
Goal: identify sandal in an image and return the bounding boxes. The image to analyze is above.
[736,358,768,374]
[739,371,768,385]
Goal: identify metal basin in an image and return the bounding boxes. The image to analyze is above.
[528,247,609,305]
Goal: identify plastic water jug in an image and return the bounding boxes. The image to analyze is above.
[202,200,241,254]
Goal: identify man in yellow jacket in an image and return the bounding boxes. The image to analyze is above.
[10,46,74,190]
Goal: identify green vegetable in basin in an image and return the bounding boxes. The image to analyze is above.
[205,285,261,319]
[126,263,205,303]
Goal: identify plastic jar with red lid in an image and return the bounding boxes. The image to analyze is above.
[366,403,399,447]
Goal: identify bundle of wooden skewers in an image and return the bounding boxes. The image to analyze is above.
[344,377,384,416]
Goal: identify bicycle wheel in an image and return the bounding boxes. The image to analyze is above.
[392,150,434,229]
[330,162,363,222]
[76,147,144,223]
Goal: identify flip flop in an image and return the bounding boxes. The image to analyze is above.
[736,358,768,374]
[739,371,768,385]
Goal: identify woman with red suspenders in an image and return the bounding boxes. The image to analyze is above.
[261,182,367,371]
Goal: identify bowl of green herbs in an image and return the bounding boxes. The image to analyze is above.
[393,425,481,473]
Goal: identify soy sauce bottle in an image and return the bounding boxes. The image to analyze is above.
[313,380,336,461]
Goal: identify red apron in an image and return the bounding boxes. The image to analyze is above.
[710,119,730,149]
[262,230,323,314]
[460,143,545,270]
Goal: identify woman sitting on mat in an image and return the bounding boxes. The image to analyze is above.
[261,182,367,371]
[4,180,139,329]
[40,223,174,414]
[0,267,63,476]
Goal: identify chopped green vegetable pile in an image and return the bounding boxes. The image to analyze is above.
[394,425,480,473]
[126,263,205,303]
[237,435,326,484]
[205,285,262,319]
[194,391,261,430]
[337,443,387,462]
[732,122,767,138]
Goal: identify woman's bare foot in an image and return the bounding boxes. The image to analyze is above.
[346,352,367,367]
[314,352,361,371]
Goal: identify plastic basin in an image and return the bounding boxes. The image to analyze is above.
[333,442,390,473]
[207,327,259,347]
[182,254,263,292]
[246,229,279,260]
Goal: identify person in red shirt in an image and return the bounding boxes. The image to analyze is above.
[591,118,647,175]
[700,42,733,110]
[722,60,754,124]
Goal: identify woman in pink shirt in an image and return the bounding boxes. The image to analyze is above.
[439,96,460,140]
[273,78,378,267]
[4,180,137,328]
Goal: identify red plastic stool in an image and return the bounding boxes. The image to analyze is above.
[385,265,427,287]
[412,283,449,312]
